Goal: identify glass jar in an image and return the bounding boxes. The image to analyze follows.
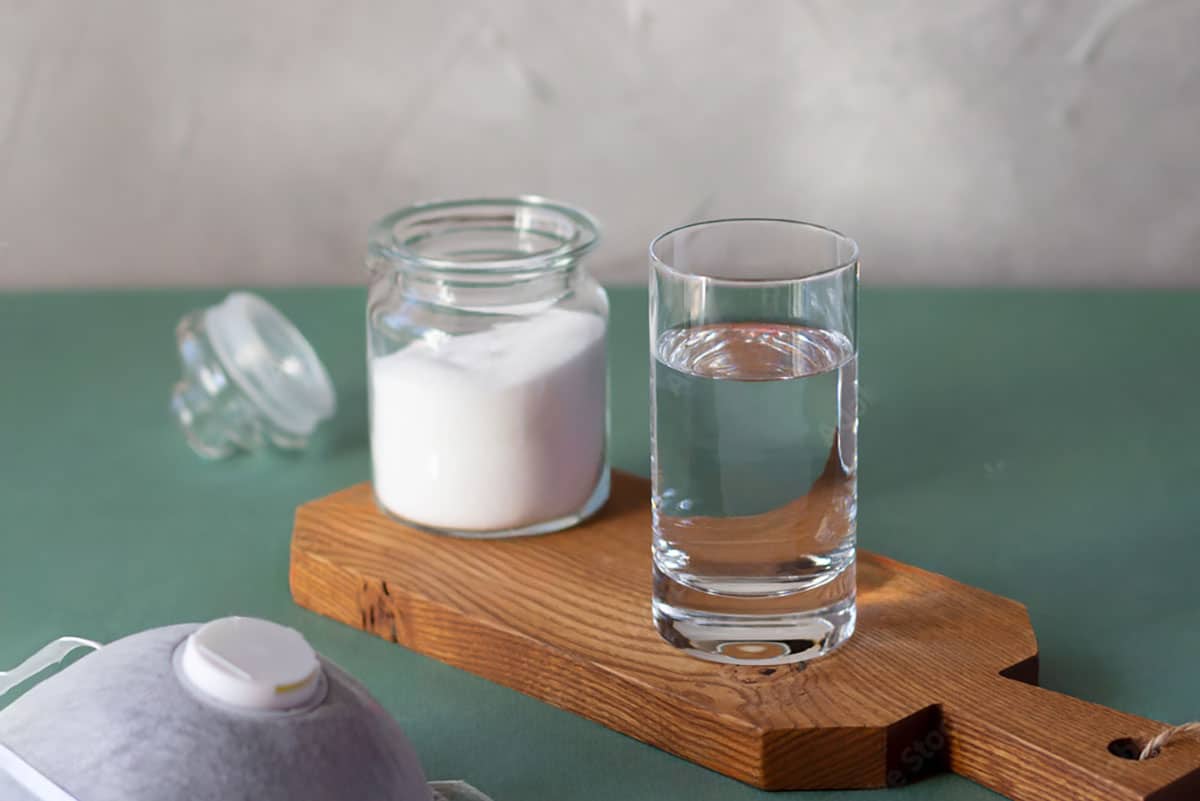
[366,197,609,538]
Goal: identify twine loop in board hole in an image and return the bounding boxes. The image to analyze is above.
[1108,723,1200,761]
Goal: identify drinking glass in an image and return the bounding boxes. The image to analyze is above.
[649,219,859,664]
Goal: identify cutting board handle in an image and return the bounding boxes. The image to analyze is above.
[943,673,1200,801]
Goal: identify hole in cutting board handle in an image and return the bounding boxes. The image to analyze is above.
[1109,737,1154,760]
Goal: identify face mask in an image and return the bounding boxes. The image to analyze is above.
[0,618,458,801]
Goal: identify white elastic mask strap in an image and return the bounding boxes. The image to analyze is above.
[0,745,80,801]
[0,637,101,698]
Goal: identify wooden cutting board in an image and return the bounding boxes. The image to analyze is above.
[289,472,1200,800]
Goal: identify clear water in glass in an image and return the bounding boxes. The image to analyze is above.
[651,321,857,664]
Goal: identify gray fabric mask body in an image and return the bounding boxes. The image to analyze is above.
[0,623,432,801]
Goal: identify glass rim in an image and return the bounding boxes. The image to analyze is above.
[369,195,601,275]
[649,217,860,285]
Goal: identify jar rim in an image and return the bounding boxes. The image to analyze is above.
[369,195,601,275]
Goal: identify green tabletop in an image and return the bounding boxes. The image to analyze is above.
[2,287,1198,800]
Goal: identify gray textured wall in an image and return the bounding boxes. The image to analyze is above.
[2,0,1198,289]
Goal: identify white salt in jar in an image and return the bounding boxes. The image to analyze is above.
[366,197,609,537]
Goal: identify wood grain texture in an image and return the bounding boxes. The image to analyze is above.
[290,472,1200,798]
